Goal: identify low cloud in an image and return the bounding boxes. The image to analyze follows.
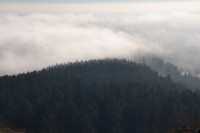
[0,3,200,75]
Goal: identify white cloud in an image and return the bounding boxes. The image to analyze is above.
[0,2,200,75]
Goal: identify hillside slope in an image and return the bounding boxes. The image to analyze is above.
[0,59,200,133]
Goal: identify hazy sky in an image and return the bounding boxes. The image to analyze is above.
[0,1,200,76]
[0,0,196,3]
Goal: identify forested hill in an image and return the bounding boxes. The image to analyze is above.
[0,59,200,133]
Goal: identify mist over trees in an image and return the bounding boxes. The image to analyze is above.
[0,59,200,133]
[135,56,200,90]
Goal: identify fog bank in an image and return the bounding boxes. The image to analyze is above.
[0,2,200,75]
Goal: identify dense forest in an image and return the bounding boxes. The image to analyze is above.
[0,59,200,133]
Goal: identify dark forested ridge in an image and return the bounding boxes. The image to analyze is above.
[0,59,200,133]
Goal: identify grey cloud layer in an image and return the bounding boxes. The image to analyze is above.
[0,9,200,75]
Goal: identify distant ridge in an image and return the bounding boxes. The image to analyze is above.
[136,56,200,90]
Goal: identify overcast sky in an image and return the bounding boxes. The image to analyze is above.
[0,1,200,76]
[0,0,196,3]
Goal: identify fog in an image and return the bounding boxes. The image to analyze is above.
[0,2,200,75]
